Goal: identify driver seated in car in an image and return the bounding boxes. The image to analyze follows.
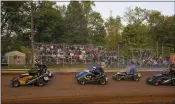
[128,61,137,75]
[169,63,175,77]
[34,59,47,76]
[91,66,104,78]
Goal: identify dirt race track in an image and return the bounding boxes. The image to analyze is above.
[2,71,175,104]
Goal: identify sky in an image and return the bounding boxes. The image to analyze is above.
[56,1,175,23]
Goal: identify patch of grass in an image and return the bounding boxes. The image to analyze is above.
[1,64,33,69]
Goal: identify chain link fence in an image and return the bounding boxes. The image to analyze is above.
[1,42,173,69]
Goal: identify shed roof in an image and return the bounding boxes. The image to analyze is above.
[5,51,26,56]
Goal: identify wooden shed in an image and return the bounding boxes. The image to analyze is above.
[5,51,26,65]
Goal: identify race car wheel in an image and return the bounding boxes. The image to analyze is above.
[153,81,159,86]
[133,76,139,81]
[79,79,86,85]
[36,79,44,86]
[172,80,175,86]
[116,75,122,81]
[44,80,49,83]
[12,80,20,87]
[99,79,106,85]
[112,75,116,80]
[145,78,150,84]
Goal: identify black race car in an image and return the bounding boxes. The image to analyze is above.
[146,70,175,86]
[75,66,108,85]
[112,70,141,81]
[77,71,108,85]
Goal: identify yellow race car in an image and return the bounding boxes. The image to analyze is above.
[11,70,50,87]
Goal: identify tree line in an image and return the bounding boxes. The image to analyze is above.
[1,1,175,56]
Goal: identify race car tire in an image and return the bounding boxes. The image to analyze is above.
[145,78,150,84]
[36,79,45,86]
[112,75,117,80]
[12,80,20,87]
[99,78,106,85]
[172,79,175,86]
[116,75,122,81]
[79,79,86,85]
[153,80,159,86]
[133,75,139,81]
[43,80,49,83]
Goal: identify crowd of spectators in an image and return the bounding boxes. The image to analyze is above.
[33,43,118,64]
[131,50,171,68]
[32,43,171,68]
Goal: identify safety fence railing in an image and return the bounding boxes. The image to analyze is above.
[2,42,173,69]
[1,55,170,69]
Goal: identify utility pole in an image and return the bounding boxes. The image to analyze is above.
[30,1,35,67]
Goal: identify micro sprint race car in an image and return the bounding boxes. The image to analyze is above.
[75,69,90,79]
[146,69,175,86]
[112,70,141,81]
[75,69,108,85]
[11,69,54,87]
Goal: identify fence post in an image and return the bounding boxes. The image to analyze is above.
[63,44,64,68]
[85,55,86,64]
[132,49,133,58]
[157,42,159,58]
[52,50,53,56]
[57,56,58,65]
[117,45,119,68]
[8,56,9,69]
[140,47,141,59]
[111,55,112,67]
[162,45,164,58]
[123,56,124,65]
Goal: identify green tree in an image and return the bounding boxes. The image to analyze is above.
[34,1,65,43]
[1,1,31,55]
[65,1,88,44]
[124,7,149,24]
[1,1,27,38]
[88,11,106,45]
[147,10,175,53]
[122,23,149,48]
[147,10,164,46]
[105,15,122,50]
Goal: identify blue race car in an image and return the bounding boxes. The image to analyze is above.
[75,67,108,85]
[75,70,90,79]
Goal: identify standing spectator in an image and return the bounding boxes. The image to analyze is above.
[153,60,158,68]
[79,53,83,62]
[26,55,29,64]
[16,56,20,64]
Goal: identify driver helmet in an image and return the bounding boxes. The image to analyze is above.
[35,59,39,63]
[92,67,96,71]
[35,59,41,67]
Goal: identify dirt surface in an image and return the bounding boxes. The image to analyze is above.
[2,71,175,104]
